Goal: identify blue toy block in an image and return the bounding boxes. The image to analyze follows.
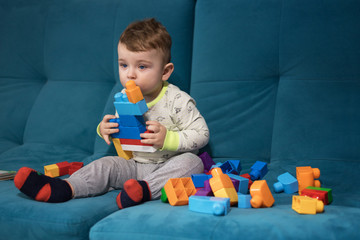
[250,161,268,180]
[191,174,212,188]
[118,115,146,127]
[237,193,252,208]
[273,172,298,194]
[219,160,240,175]
[194,180,213,196]
[114,92,148,116]
[210,162,222,170]
[228,160,242,174]
[189,196,230,216]
[109,118,146,139]
[227,173,249,194]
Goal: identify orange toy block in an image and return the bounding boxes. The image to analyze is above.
[164,178,196,206]
[209,168,238,206]
[113,138,133,160]
[125,80,144,104]
[296,166,320,194]
[292,195,324,214]
[250,180,275,208]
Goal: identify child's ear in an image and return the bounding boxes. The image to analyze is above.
[162,63,174,81]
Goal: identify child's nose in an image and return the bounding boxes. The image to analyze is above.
[127,67,136,79]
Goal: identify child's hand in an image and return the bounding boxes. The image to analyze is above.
[140,121,167,149]
[99,115,119,145]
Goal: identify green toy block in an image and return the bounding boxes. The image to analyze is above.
[161,187,168,203]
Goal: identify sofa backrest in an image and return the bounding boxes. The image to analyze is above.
[191,0,360,166]
[0,0,196,169]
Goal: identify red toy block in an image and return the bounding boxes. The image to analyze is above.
[301,188,329,205]
[56,161,70,176]
[68,162,84,175]
[240,173,253,189]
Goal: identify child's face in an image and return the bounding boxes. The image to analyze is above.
[117,43,173,102]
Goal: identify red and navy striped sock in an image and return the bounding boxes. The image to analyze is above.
[14,167,72,203]
[116,179,151,209]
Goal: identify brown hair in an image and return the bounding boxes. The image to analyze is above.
[119,18,172,63]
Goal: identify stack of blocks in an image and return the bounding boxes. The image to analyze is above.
[110,80,156,160]
[161,153,333,216]
[44,161,84,177]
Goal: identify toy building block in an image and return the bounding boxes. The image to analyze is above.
[305,186,333,204]
[250,180,275,208]
[194,180,214,196]
[125,80,144,104]
[231,178,240,192]
[240,173,253,189]
[121,144,157,153]
[191,174,212,188]
[292,195,324,214]
[189,196,230,216]
[238,193,252,208]
[250,161,268,181]
[114,93,148,116]
[273,172,298,194]
[164,177,197,206]
[109,120,146,139]
[209,168,238,206]
[227,173,249,194]
[219,160,241,175]
[112,138,133,160]
[301,188,328,205]
[118,115,146,127]
[44,164,59,177]
[68,162,84,175]
[161,187,168,203]
[119,138,152,146]
[198,152,215,173]
[296,166,320,194]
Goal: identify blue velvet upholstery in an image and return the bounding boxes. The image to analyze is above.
[1,0,359,239]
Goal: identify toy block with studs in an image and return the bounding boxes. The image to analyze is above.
[296,166,320,194]
[209,168,238,206]
[191,174,212,188]
[161,187,168,203]
[240,173,253,189]
[44,161,83,177]
[250,161,268,180]
[273,172,298,194]
[249,180,274,208]
[112,138,133,160]
[301,188,328,205]
[189,196,230,216]
[198,152,215,173]
[164,178,197,206]
[219,160,241,175]
[194,180,214,196]
[292,195,324,214]
[125,80,144,104]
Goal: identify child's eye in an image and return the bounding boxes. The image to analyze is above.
[119,63,127,68]
[139,65,147,70]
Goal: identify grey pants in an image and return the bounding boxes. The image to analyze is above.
[66,152,204,199]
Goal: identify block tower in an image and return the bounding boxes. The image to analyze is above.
[110,80,156,159]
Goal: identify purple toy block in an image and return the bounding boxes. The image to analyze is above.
[195,179,213,196]
[199,152,215,173]
[231,178,240,192]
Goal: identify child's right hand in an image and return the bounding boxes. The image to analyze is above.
[99,115,119,145]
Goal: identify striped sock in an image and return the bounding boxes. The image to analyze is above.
[14,167,72,203]
[116,179,151,209]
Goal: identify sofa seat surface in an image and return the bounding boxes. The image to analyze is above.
[0,178,120,240]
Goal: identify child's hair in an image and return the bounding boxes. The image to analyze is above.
[119,18,172,64]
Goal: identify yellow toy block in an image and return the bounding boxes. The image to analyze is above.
[164,178,196,206]
[250,180,275,208]
[125,80,144,104]
[296,166,320,194]
[44,164,59,177]
[292,195,324,214]
[113,138,133,160]
[209,168,238,206]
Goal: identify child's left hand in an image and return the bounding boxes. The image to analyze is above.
[140,121,167,149]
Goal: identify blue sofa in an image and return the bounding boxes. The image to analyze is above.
[1,0,360,239]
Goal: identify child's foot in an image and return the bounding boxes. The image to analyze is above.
[14,167,73,203]
[116,179,151,209]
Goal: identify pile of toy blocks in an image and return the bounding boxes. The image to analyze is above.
[161,152,332,216]
[109,80,156,160]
